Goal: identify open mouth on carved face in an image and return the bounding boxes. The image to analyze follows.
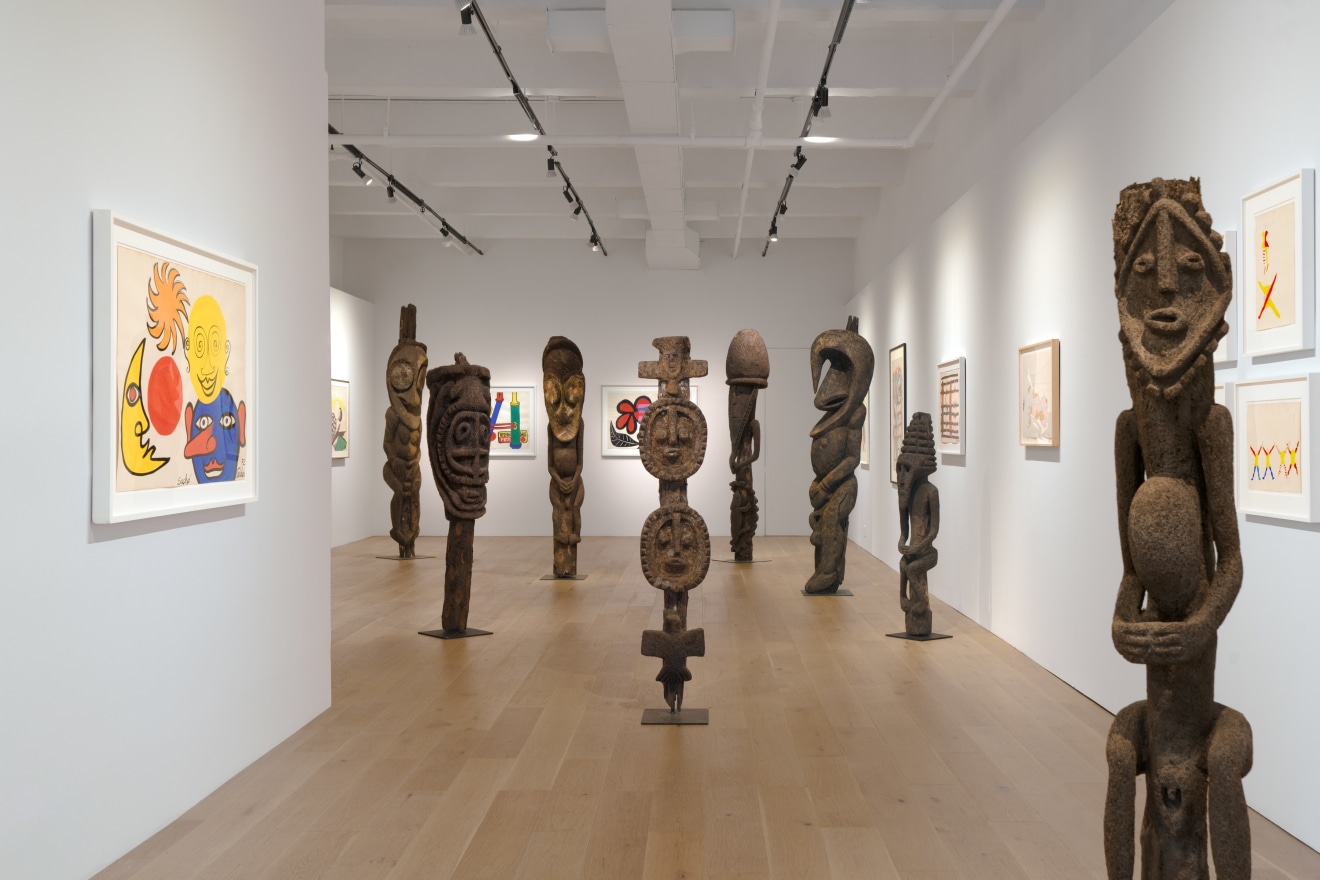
[663,556,688,575]
[1144,308,1187,336]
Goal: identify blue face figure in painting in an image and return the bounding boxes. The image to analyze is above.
[183,389,247,482]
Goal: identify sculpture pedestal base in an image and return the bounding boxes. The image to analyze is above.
[539,574,589,581]
[641,708,708,725]
[714,558,771,564]
[419,628,493,640]
[802,589,853,597]
[377,555,435,561]
[885,631,952,642]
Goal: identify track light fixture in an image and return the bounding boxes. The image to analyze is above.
[457,0,475,36]
[590,235,600,252]
[769,222,779,243]
[779,204,787,215]
[562,186,574,203]
[572,204,583,221]
[792,148,807,171]
[815,86,831,119]
[546,157,557,178]
[330,124,482,255]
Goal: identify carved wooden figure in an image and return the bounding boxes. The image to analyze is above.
[425,353,491,636]
[896,413,940,636]
[806,316,874,594]
[1106,177,1251,879]
[726,329,770,561]
[543,337,586,577]
[638,337,709,715]
[382,305,427,558]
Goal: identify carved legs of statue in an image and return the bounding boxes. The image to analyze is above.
[899,551,937,636]
[390,492,417,558]
[729,470,758,562]
[806,476,857,593]
[1104,701,1253,880]
[442,518,475,633]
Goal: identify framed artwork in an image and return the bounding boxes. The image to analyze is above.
[1235,375,1319,521]
[888,344,906,483]
[331,379,350,459]
[937,357,966,455]
[92,211,258,524]
[1018,339,1059,447]
[1241,170,1314,358]
[1214,230,1239,364]
[601,384,698,457]
[859,393,870,469]
[489,385,535,458]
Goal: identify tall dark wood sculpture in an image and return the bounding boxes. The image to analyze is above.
[637,337,709,723]
[421,353,492,639]
[725,329,769,562]
[1106,177,1251,878]
[382,305,428,559]
[888,413,950,641]
[542,336,586,579]
[806,316,874,595]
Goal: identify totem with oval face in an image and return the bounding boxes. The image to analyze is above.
[383,305,428,557]
[543,336,586,577]
[638,398,707,482]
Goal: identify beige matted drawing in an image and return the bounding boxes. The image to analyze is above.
[1018,339,1059,447]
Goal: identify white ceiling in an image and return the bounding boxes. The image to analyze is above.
[326,0,1040,263]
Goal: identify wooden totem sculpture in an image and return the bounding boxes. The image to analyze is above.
[423,353,492,638]
[1106,177,1251,878]
[542,337,586,578]
[382,305,428,558]
[893,412,947,640]
[638,337,709,718]
[726,329,769,562]
[806,316,874,594]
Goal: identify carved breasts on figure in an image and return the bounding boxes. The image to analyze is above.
[637,337,710,721]
[725,329,769,562]
[382,305,428,558]
[542,337,586,578]
[1104,177,1252,878]
[423,353,492,638]
[805,316,874,594]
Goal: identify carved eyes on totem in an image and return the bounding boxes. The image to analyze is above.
[544,376,585,408]
[1131,247,1205,277]
[389,360,417,392]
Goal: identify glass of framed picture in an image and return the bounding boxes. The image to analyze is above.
[937,357,965,455]
[1241,170,1314,358]
[1235,374,1319,521]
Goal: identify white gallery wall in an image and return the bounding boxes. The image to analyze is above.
[331,288,379,546]
[338,237,855,547]
[849,0,1320,849]
[0,3,331,879]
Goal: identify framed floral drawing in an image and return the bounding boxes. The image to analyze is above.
[1018,339,1059,447]
[937,357,965,455]
[93,211,258,523]
[1241,170,1314,358]
[1235,374,1319,521]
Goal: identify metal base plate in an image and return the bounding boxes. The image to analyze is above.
[419,628,493,640]
[713,558,772,564]
[886,631,952,641]
[641,708,709,725]
[802,589,853,596]
[539,574,589,580]
[376,555,435,560]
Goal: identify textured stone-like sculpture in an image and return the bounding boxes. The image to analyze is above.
[382,305,428,558]
[543,337,586,578]
[726,329,770,562]
[894,413,943,637]
[424,353,492,637]
[638,337,709,718]
[1105,178,1251,878]
[806,316,874,594]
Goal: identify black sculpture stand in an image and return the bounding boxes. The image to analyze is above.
[885,631,952,641]
[419,628,493,640]
[641,708,709,725]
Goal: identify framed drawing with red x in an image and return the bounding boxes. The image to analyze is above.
[1241,170,1314,358]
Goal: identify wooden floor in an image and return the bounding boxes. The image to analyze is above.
[97,535,1319,880]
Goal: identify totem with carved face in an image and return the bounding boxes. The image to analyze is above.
[1105,178,1252,880]
[543,336,585,577]
[383,305,428,557]
[726,329,769,561]
[426,354,491,522]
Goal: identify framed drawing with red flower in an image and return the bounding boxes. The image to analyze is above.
[601,384,699,457]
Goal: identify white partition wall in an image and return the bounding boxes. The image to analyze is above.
[331,287,378,546]
[848,0,1320,851]
[0,3,331,878]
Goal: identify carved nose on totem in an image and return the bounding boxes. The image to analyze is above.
[1162,786,1182,808]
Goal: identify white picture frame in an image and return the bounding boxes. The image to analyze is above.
[489,385,536,458]
[937,357,966,455]
[601,384,699,457]
[1241,170,1314,358]
[1234,374,1319,521]
[93,210,259,523]
[331,378,350,460]
[1214,230,1239,364]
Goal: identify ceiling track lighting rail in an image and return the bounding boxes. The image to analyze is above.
[458,0,607,256]
[762,0,855,256]
[330,124,483,255]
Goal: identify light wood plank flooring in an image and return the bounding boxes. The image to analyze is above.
[96,535,1319,879]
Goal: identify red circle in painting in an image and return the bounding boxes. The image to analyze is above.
[147,356,184,435]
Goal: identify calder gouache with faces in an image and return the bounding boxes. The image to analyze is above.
[115,245,248,491]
